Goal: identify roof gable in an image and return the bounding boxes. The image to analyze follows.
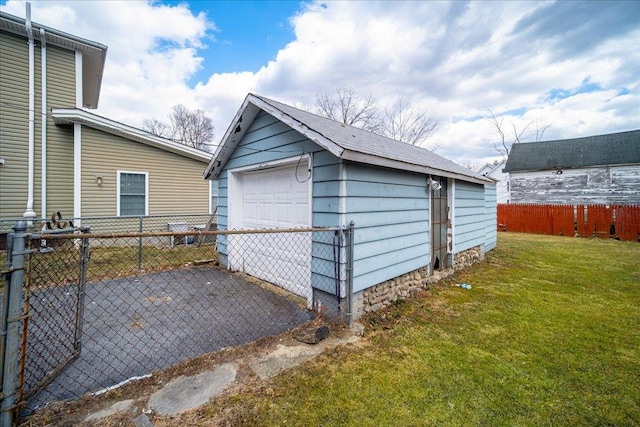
[52,109,211,163]
[479,160,506,176]
[205,94,489,184]
[504,130,640,172]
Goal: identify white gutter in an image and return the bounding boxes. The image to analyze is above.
[24,2,37,219]
[40,27,47,218]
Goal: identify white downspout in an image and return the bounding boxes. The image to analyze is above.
[24,2,37,219]
[40,27,47,219]
[73,50,83,220]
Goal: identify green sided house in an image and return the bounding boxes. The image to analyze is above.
[0,10,213,232]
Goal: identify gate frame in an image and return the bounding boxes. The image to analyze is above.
[1,221,28,426]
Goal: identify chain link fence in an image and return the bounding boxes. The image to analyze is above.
[1,222,352,421]
[0,213,217,251]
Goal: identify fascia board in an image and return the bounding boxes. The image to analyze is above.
[52,109,211,163]
[249,94,344,158]
[203,97,261,179]
[340,150,493,185]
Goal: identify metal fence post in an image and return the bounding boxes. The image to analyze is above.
[346,221,355,327]
[138,216,143,271]
[74,227,91,353]
[1,221,28,426]
[0,231,13,387]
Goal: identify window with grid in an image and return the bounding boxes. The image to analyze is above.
[118,172,147,216]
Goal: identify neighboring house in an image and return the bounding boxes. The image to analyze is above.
[504,130,640,205]
[478,159,509,203]
[204,93,496,319]
[0,10,213,226]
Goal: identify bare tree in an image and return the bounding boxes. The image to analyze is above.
[486,108,550,159]
[381,97,440,150]
[315,88,381,133]
[143,104,215,151]
[314,88,441,150]
[458,159,484,172]
[142,118,173,139]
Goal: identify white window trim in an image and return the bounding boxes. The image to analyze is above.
[116,170,149,217]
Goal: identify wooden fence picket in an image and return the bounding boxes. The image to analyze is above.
[498,204,640,242]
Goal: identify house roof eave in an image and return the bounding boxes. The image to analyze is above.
[52,108,212,163]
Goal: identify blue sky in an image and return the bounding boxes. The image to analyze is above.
[1,0,638,164]
[165,1,303,78]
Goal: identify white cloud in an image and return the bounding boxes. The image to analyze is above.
[3,0,638,164]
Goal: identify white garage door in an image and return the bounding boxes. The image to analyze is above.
[229,160,312,304]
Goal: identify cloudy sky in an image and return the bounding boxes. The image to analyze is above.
[1,0,639,166]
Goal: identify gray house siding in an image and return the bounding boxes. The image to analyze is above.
[509,165,640,205]
[454,181,487,252]
[0,31,31,218]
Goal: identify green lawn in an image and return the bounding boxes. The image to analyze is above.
[205,233,640,426]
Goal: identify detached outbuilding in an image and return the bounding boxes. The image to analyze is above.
[204,94,496,319]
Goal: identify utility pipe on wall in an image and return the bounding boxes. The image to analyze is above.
[40,27,47,219]
[24,3,37,219]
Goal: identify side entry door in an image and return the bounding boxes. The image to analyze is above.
[430,176,449,271]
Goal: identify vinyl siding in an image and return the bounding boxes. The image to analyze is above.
[81,126,210,221]
[345,163,429,293]
[484,183,497,251]
[454,181,486,252]
[0,30,76,218]
[0,32,32,218]
[215,110,493,296]
[42,44,76,218]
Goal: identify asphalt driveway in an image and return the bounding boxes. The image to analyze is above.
[24,266,314,412]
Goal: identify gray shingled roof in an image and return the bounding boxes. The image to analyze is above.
[205,93,489,184]
[257,95,485,179]
[504,130,640,172]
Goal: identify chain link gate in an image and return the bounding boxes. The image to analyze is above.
[21,227,90,402]
[1,223,89,425]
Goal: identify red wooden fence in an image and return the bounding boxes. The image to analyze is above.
[497,204,640,242]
